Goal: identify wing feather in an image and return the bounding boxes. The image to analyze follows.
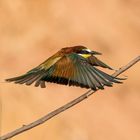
[87,56,113,70]
[87,66,113,86]
[81,65,97,89]
[6,53,123,89]
[85,66,104,89]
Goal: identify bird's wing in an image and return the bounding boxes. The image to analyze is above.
[42,53,122,90]
[6,53,122,89]
[5,56,62,88]
[87,55,113,70]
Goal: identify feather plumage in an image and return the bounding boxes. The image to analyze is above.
[87,55,113,70]
[5,46,124,90]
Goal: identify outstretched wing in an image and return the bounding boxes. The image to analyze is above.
[43,53,122,90]
[5,67,48,88]
[6,53,122,90]
[87,55,113,70]
[5,56,62,88]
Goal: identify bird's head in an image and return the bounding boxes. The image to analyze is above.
[60,45,101,58]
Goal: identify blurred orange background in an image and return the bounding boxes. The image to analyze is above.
[0,0,140,140]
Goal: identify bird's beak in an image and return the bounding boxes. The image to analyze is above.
[91,50,102,55]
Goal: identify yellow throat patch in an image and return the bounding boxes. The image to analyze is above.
[79,54,91,58]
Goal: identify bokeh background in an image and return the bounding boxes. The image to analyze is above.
[0,0,140,140]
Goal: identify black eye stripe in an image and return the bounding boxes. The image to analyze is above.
[78,50,90,54]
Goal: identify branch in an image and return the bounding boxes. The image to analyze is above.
[1,56,140,140]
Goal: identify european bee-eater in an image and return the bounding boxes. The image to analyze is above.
[6,45,123,90]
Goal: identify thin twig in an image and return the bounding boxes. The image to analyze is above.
[1,56,140,140]
[0,92,3,138]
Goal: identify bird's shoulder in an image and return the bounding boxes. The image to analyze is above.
[36,52,88,71]
[38,55,63,70]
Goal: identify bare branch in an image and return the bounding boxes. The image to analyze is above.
[1,56,140,140]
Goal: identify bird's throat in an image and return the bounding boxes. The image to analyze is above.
[79,54,91,58]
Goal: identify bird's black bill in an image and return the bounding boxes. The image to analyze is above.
[91,51,102,55]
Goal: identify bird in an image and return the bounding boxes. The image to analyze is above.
[5,45,123,90]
